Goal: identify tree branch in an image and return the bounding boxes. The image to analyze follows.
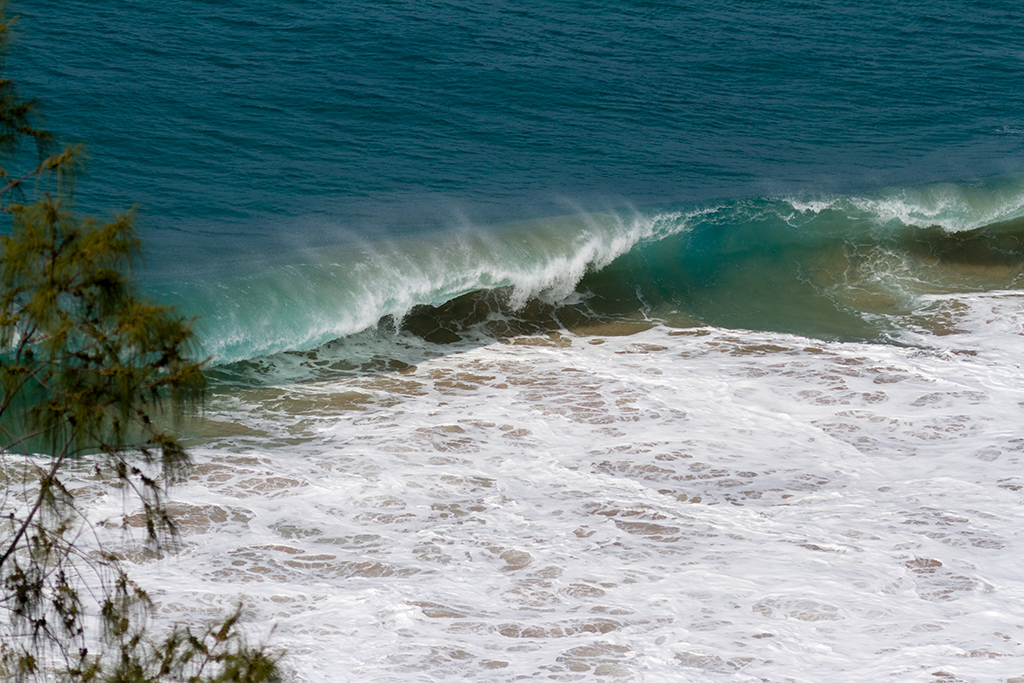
[0,431,72,571]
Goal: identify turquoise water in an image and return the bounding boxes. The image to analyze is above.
[13,2,1024,356]
[12,3,1024,681]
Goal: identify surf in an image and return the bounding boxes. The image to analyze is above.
[151,176,1024,364]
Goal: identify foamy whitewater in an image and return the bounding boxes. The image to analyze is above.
[96,288,1024,682]
[11,0,1024,680]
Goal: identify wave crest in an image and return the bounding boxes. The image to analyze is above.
[158,177,1024,362]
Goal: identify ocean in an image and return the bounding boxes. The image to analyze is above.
[11,1,1024,680]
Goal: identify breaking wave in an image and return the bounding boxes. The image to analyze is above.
[154,176,1024,363]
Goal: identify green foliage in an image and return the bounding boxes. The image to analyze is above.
[56,603,280,683]
[0,2,281,681]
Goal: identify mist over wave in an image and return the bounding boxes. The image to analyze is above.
[154,177,1024,364]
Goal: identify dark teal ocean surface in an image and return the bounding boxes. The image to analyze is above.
[11,1,1024,360]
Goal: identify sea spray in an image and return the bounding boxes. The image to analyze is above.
[163,209,700,361]
[158,180,1024,364]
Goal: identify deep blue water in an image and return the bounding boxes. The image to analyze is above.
[9,0,1024,358]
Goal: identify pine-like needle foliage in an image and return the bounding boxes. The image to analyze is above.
[0,4,280,681]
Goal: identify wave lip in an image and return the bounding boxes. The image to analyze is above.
[786,175,1024,232]
[161,176,1024,363]
[172,209,703,363]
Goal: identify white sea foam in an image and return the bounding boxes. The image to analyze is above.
[84,290,1024,682]
[853,188,1023,232]
[786,197,839,214]
[786,178,1024,232]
